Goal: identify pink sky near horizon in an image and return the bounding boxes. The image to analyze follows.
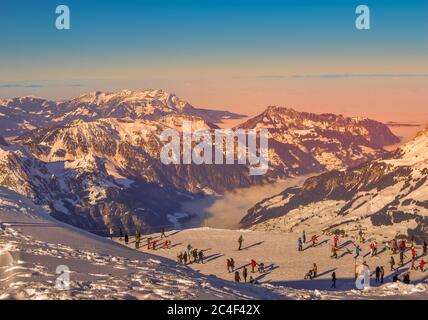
[162,76,428,124]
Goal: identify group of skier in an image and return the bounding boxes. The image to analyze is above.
[177,246,204,265]
[115,227,172,251]
[232,259,263,284]
[297,231,319,252]
[113,225,428,289]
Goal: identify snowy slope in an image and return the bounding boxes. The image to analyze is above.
[0,186,287,300]
[2,186,427,300]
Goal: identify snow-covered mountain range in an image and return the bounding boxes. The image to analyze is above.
[0,89,245,137]
[0,90,400,233]
[242,125,428,242]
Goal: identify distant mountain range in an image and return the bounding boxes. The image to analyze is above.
[0,89,246,137]
[0,89,401,233]
[242,125,428,242]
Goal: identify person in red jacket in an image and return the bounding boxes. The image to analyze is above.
[311,235,318,247]
[411,247,417,259]
[251,259,257,273]
[420,259,425,272]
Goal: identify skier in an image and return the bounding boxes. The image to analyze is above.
[234,270,241,283]
[147,236,152,249]
[423,241,427,256]
[230,258,235,272]
[119,228,123,241]
[298,237,303,251]
[135,232,141,249]
[420,259,425,272]
[187,243,192,257]
[332,235,338,248]
[358,229,364,243]
[380,266,385,284]
[302,230,306,244]
[411,247,417,260]
[392,239,398,254]
[385,241,391,255]
[177,252,183,264]
[124,233,129,245]
[354,245,361,259]
[375,266,381,283]
[192,249,198,263]
[238,235,244,251]
[163,239,170,249]
[250,259,257,273]
[182,251,188,265]
[312,263,318,278]
[390,256,395,271]
[311,234,318,247]
[249,276,255,284]
[331,272,336,288]
[258,262,265,273]
[331,246,338,259]
[242,266,248,283]
[411,257,416,270]
[400,250,404,266]
[226,259,231,273]
[152,239,157,250]
[400,239,406,252]
[160,227,166,238]
[373,240,378,256]
[109,227,114,240]
[198,250,204,264]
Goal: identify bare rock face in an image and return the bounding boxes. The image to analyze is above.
[243,125,428,243]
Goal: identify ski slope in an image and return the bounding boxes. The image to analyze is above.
[130,228,428,300]
[1,184,428,300]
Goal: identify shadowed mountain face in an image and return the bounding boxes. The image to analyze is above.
[0,90,400,233]
[242,125,428,243]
